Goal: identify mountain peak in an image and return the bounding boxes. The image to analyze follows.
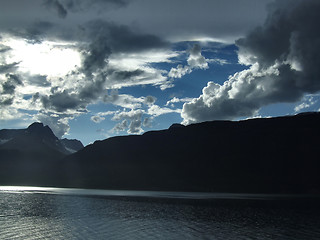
[27,122,44,130]
[169,123,185,129]
[27,122,56,139]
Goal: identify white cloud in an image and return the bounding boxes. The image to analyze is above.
[147,105,181,117]
[168,44,209,79]
[168,64,191,79]
[6,38,81,77]
[108,102,181,134]
[0,107,23,121]
[142,117,153,128]
[111,119,128,133]
[35,111,73,138]
[112,109,145,121]
[182,0,320,124]
[166,97,193,107]
[107,50,178,90]
[294,95,317,112]
[103,91,157,110]
[111,109,145,134]
[207,58,229,65]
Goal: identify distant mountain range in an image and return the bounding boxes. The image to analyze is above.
[0,122,83,186]
[1,113,320,194]
[0,122,83,156]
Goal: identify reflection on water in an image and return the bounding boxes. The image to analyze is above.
[0,187,320,239]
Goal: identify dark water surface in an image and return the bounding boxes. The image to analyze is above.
[0,187,320,239]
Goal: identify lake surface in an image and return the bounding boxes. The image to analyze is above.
[1,187,320,239]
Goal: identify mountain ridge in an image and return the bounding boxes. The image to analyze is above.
[0,122,84,186]
[60,112,320,194]
[1,113,319,194]
[0,122,84,155]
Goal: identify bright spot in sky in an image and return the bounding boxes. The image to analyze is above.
[7,39,81,76]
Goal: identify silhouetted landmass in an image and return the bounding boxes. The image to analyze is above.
[60,138,84,153]
[0,122,83,185]
[59,112,320,194]
[1,113,320,194]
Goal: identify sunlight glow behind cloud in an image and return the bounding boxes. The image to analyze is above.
[7,39,81,76]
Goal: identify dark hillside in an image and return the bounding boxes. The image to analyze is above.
[60,113,320,194]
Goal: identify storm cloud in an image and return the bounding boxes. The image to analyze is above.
[44,0,68,18]
[44,0,128,18]
[0,74,23,106]
[36,19,169,116]
[3,0,301,142]
[0,62,19,74]
[182,0,320,124]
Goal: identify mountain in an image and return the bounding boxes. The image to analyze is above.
[1,114,319,194]
[60,138,84,153]
[0,122,84,156]
[0,122,83,186]
[60,112,320,194]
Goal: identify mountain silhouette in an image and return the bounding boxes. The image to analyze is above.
[0,122,83,186]
[1,113,320,194]
[58,112,320,194]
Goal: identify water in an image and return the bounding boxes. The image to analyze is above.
[1,187,320,239]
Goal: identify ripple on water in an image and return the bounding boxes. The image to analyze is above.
[0,191,320,239]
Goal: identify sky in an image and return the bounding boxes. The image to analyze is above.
[1,0,320,146]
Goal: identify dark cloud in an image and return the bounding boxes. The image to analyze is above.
[0,62,19,74]
[1,74,23,95]
[44,0,67,18]
[78,73,107,101]
[182,0,320,123]
[44,0,129,18]
[41,90,83,113]
[7,21,57,44]
[112,69,145,81]
[27,75,51,87]
[91,115,105,123]
[105,0,271,43]
[144,95,156,105]
[32,92,40,102]
[0,74,23,107]
[85,20,168,51]
[78,20,168,78]
[74,20,169,95]
[81,20,168,53]
[0,0,271,44]
[26,21,56,43]
[81,37,111,77]
[6,73,23,85]
[0,97,13,106]
[40,74,107,113]
[0,44,11,53]
[2,82,17,95]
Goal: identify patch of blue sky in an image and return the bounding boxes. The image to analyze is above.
[258,103,296,118]
[259,93,320,118]
[67,112,115,145]
[147,112,183,131]
[23,94,33,100]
